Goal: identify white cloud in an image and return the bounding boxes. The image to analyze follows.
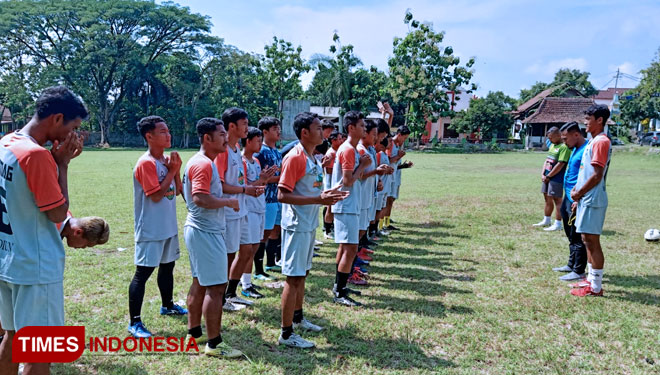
[524,58,589,76]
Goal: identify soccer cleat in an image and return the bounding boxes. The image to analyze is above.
[226,295,254,306]
[357,250,373,262]
[185,334,206,346]
[348,272,368,285]
[204,342,243,358]
[543,222,562,231]
[314,240,323,246]
[314,246,320,251]
[354,257,369,267]
[323,231,335,240]
[568,279,590,288]
[128,322,152,338]
[552,265,572,272]
[333,284,362,296]
[265,265,282,272]
[366,239,379,247]
[254,273,276,281]
[223,301,246,312]
[160,304,188,316]
[362,248,374,254]
[559,272,586,281]
[278,333,315,348]
[378,229,390,236]
[354,266,369,278]
[570,285,603,297]
[293,318,323,332]
[313,252,320,257]
[333,295,363,307]
[371,235,381,242]
[241,286,264,299]
[532,219,551,227]
[386,224,400,231]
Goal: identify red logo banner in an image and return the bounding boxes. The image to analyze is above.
[12,326,85,363]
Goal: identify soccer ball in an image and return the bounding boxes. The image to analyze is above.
[644,228,660,242]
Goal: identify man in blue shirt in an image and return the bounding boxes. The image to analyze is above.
[553,122,587,282]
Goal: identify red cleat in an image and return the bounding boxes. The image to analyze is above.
[357,250,373,261]
[348,272,368,285]
[362,248,374,254]
[569,279,590,288]
[570,285,603,297]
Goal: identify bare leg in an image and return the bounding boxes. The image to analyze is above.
[552,197,563,221]
[230,244,256,280]
[281,276,304,327]
[0,330,19,375]
[543,194,553,217]
[338,244,358,273]
[582,234,604,269]
[202,284,226,339]
[23,363,50,375]
[187,278,205,330]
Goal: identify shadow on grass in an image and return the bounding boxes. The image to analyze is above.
[606,274,660,306]
[233,324,456,374]
[53,361,148,374]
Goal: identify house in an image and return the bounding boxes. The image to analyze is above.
[521,97,614,149]
[0,105,12,135]
[422,89,477,143]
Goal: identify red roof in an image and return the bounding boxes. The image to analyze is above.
[593,87,634,100]
[522,97,596,124]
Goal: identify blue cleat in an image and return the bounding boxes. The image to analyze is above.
[160,304,188,316]
[128,322,152,338]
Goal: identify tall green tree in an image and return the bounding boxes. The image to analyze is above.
[451,91,515,140]
[262,37,309,119]
[305,33,363,112]
[517,69,597,106]
[619,50,660,131]
[388,11,476,139]
[0,0,213,145]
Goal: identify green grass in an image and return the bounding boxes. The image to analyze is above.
[51,147,659,374]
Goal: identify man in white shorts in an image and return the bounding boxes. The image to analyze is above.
[277,112,347,348]
[183,117,242,358]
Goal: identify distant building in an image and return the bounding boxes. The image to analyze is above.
[422,89,477,143]
[1,105,13,135]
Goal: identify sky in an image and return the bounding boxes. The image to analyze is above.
[168,0,660,99]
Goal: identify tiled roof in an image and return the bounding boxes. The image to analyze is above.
[593,87,634,100]
[522,97,598,124]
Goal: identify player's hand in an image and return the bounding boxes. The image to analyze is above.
[571,202,578,212]
[319,185,349,205]
[359,153,371,165]
[377,181,384,191]
[541,175,548,183]
[229,198,240,212]
[399,150,406,158]
[51,132,81,166]
[245,185,264,197]
[321,154,334,168]
[376,164,389,175]
[71,133,84,159]
[167,151,182,172]
[570,189,581,202]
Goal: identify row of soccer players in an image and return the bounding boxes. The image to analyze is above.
[129,107,412,355]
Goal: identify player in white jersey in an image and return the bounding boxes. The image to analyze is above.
[240,127,276,298]
[214,108,264,309]
[278,112,347,348]
[183,118,242,358]
[0,86,87,375]
[128,116,186,339]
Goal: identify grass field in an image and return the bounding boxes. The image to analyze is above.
[51,147,659,375]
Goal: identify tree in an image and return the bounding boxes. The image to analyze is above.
[552,68,597,97]
[451,91,516,140]
[305,33,363,112]
[619,50,660,131]
[517,81,550,106]
[388,11,476,139]
[0,0,213,145]
[262,37,309,119]
[348,66,391,115]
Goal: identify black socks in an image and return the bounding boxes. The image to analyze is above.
[128,265,156,324]
[226,279,240,297]
[157,261,175,309]
[188,325,202,339]
[335,272,350,297]
[254,242,266,275]
[281,325,293,340]
[208,335,223,349]
[293,309,303,324]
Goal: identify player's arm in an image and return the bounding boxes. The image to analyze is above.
[545,161,567,179]
[43,132,83,222]
[192,193,239,210]
[278,185,348,206]
[389,150,406,163]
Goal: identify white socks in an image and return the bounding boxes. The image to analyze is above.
[554,219,562,226]
[586,263,593,282]
[241,273,252,289]
[590,269,603,292]
[542,216,551,224]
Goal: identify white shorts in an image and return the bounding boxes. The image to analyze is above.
[281,229,315,277]
[334,213,359,244]
[389,182,400,199]
[134,235,180,267]
[359,208,370,231]
[246,211,265,244]
[368,199,377,221]
[225,215,249,253]
[0,280,64,331]
[575,204,607,235]
[375,193,385,211]
[184,226,228,287]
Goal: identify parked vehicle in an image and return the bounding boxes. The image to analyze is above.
[640,131,660,146]
[611,138,625,146]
